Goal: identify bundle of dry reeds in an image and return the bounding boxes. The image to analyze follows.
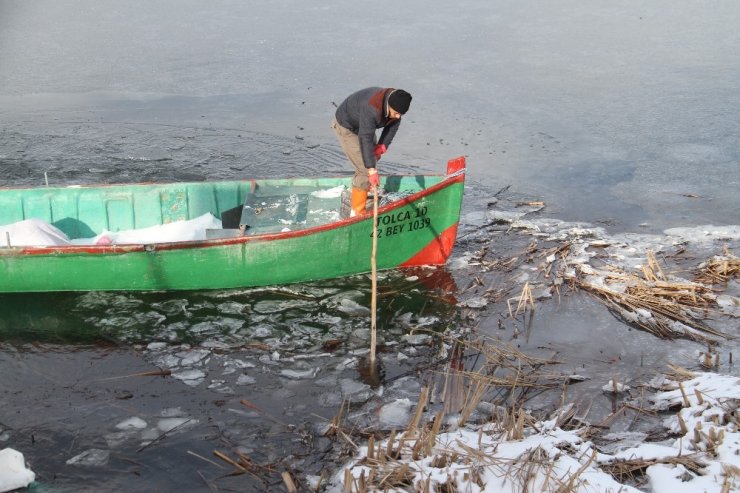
[574,250,733,343]
[600,454,706,483]
[330,332,594,492]
[335,388,595,493]
[695,250,740,285]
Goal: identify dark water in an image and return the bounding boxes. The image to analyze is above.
[0,274,462,492]
[2,1,739,491]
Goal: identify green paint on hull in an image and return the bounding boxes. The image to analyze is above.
[0,171,464,292]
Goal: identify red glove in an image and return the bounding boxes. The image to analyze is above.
[368,170,380,188]
[373,144,387,160]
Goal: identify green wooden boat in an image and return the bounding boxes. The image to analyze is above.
[0,157,466,292]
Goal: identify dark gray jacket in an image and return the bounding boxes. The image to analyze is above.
[335,87,401,169]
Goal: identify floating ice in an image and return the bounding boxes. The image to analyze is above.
[157,418,195,433]
[387,376,422,397]
[716,294,740,317]
[337,298,370,316]
[115,417,147,430]
[597,431,649,455]
[402,334,431,345]
[0,448,35,492]
[485,209,525,224]
[378,398,414,427]
[531,285,552,300]
[458,297,488,309]
[280,367,318,379]
[104,431,135,448]
[253,299,309,314]
[415,316,439,327]
[664,224,740,244]
[217,301,248,315]
[160,407,186,418]
[447,254,472,270]
[176,349,210,366]
[250,325,273,338]
[172,369,206,387]
[154,354,180,369]
[339,379,373,402]
[66,449,110,467]
[140,428,160,443]
[236,374,256,386]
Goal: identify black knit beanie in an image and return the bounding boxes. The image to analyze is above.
[388,89,412,114]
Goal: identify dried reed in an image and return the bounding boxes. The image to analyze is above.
[695,251,740,285]
[334,335,590,492]
[600,454,705,481]
[575,250,733,343]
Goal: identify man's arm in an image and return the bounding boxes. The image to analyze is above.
[358,114,380,169]
[377,119,400,148]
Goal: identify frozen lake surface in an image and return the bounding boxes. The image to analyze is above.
[1,0,738,231]
[1,1,738,491]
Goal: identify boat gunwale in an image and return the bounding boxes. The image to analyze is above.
[1,171,465,257]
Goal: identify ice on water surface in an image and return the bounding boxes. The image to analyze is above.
[378,398,414,427]
[115,417,147,430]
[172,369,206,387]
[66,449,110,467]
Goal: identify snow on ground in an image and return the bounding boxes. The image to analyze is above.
[325,370,739,493]
[324,211,739,492]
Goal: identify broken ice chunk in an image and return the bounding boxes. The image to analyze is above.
[115,417,147,430]
[66,449,110,467]
[378,398,414,427]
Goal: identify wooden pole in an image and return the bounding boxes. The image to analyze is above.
[370,187,379,364]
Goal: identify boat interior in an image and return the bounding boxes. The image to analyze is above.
[0,175,438,244]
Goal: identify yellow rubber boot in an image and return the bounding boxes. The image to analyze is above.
[350,187,369,217]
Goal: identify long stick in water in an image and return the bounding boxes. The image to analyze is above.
[370,186,379,364]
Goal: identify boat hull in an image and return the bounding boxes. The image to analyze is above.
[0,159,465,292]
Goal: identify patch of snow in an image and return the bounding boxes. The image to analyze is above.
[328,371,740,493]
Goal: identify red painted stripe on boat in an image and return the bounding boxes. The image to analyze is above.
[400,222,460,267]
